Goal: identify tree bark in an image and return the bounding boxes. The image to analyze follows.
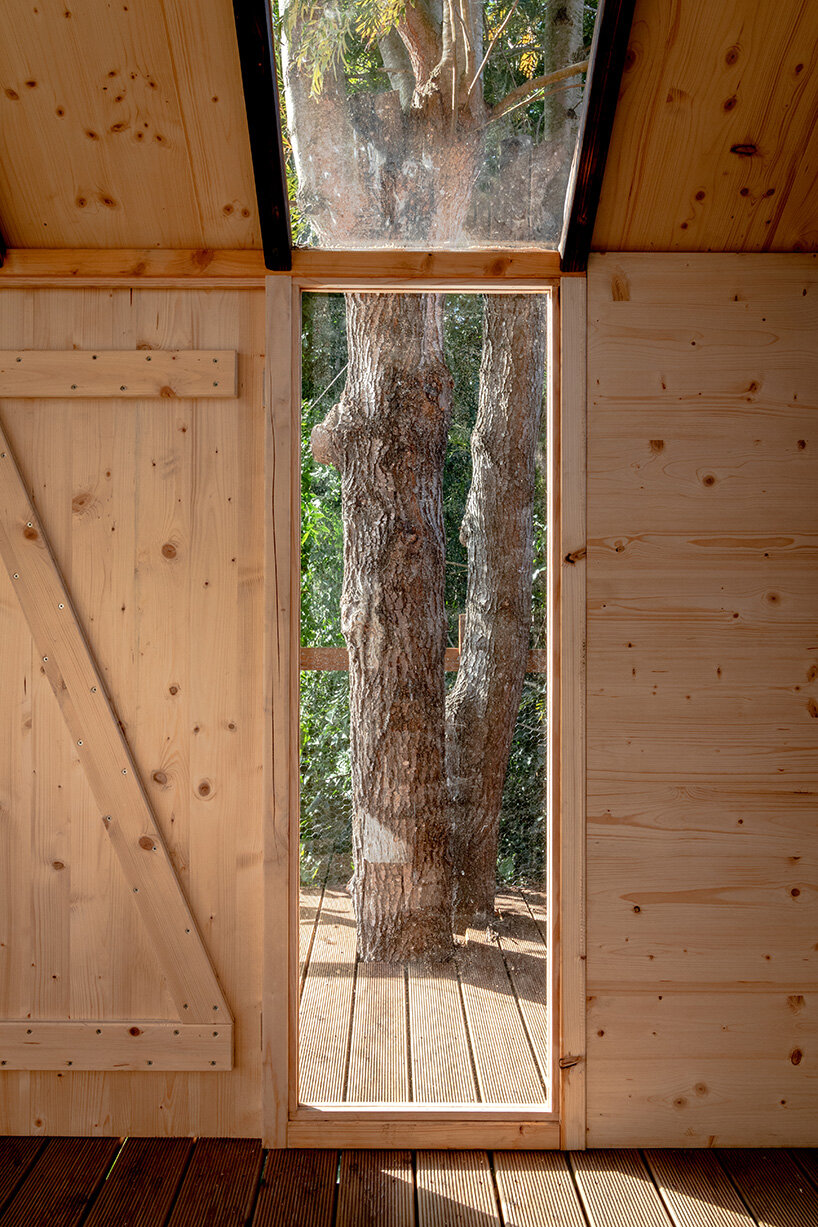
[446,294,547,924]
[312,293,455,961]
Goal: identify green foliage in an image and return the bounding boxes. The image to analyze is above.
[282,0,402,95]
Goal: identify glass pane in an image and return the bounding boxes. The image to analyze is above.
[299,291,550,1106]
[276,0,598,248]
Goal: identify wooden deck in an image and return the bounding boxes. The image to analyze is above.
[299,885,549,1105]
[0,1140,816,1226]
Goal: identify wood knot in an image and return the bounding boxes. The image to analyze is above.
[138,836,155,851]
[129,1026,142,1037]
[160,386,177,398]
[152,770,168,786]
[730,143,758,157]
[52,861,65,871]
[197,780,212,797]
[649,439,664,452]
[23,526,38,540]
[790,1048,803,1065]
[161,542,177,559]
[564,547,586,565]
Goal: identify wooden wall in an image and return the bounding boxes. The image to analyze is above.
[585,253,818,1146]
[0,286,267,1136]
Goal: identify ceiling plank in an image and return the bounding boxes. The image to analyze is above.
[591,0,818,253]
[560,0,638,272]
[232,0,291,271]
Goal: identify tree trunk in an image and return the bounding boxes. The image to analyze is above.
[446,294,547,925]
[312,293,455,961]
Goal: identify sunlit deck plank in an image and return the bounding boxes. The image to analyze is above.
[299,886,324,989]
[336,1151,415,1226]
[408,964,479,1103]
[494,890,550,1084]
[457,927,546,1103]
[416,1151,501,1227]
[299,887,358,1102]
[493,1151,587,1227]
[347,962,409,1103]
[643,1151,755,1227]
[571,1150,672,1227]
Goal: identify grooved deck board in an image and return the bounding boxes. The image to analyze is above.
[493,891,549,1080]
[792,1149,818,1189]
[457,928,546,1103]
[644,1151,755,1227]
[300,886,325,985]
[415,1151,501,1227]
[571,1150,672,1227]
[253,1150,337,1227]
[166,1138,263,1227]
[347,962,409,1103]
[493,1151,587,1227]
[336,1150,415,1226]
[717,1150,818,1227]
[299,888,358,1102]
[0,1137,120,1227]
[0,1139,47,1216]
[299,885,549,1106]
[82,1137,193,1227]
[408,965,479,1104]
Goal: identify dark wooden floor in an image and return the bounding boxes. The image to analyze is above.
[0,1139,816,1226]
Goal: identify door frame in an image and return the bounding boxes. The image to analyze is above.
[263,268,587,1150]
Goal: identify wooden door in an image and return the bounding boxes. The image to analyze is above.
[0,287,268,1137]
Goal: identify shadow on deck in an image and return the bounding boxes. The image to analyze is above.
[299,886,549,1106]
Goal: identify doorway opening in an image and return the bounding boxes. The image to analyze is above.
[297,288,554,1110]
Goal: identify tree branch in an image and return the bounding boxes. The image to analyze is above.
[490,59,588,120]
[467,0,519,97]
[397,0,443,87]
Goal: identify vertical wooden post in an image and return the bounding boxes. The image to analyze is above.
[262,276,298,1146]
[556,276,587,1149]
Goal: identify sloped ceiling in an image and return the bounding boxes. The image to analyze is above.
[0,0,259,248]
[0,0,815,253]
[592,0,818,252]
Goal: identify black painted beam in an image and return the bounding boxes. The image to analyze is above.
[560,0,637,273]
[232,0,292,271]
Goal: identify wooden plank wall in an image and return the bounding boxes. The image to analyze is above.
[0,286,266,1135]
[585,253,818,1146]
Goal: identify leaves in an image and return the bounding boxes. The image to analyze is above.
[283,0,405,95]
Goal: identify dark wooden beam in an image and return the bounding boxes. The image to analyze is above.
[559,0,637,273]
[0,220,7,268]
[232,0,292,271]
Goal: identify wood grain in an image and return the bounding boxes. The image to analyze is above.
[0,350,236,397]
[0,0,257,249]
[0,285,266,1137]
[592,0,818,253]
[586,254,818,1147]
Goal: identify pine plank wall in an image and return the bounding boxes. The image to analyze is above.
[585,253,817,1146]
[0,255,815,1146]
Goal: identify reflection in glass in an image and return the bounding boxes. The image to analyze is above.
[299,293,550,1104]
[277,0,597,248]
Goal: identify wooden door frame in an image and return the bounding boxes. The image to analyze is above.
[263,270,587,1150]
